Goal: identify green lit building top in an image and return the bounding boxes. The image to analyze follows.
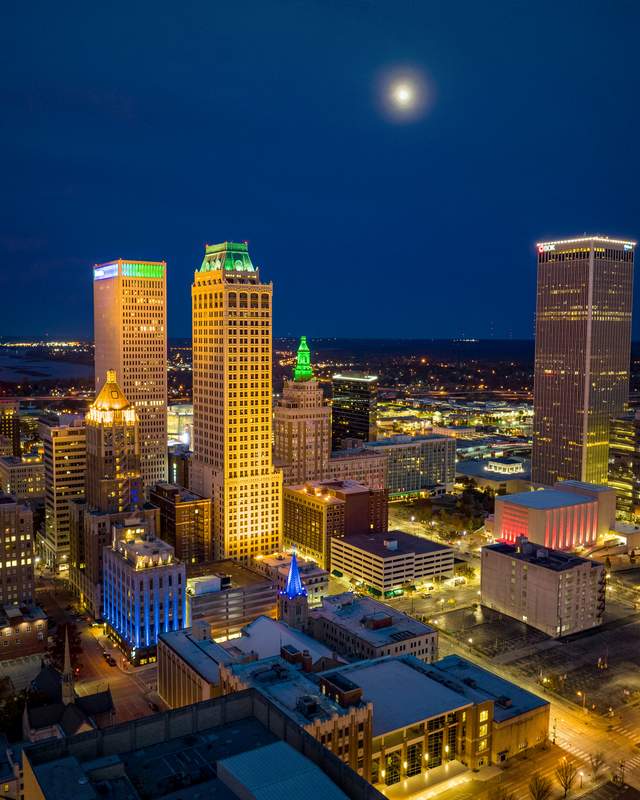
[293,336,314,382]
[93,259,166,281]
[200,241,255,273]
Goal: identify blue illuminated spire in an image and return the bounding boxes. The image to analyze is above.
[284,550,307,599]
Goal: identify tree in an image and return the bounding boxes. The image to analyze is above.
[529,773,553,800]
[47,621,82,672]
[488,787,516,800]
[589,752,606,781]
[556,759,578,798]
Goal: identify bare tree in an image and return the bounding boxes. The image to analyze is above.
[488,788,516,800]
[556,759,578,798]
[529,773,553,800]
[589,752,606,781]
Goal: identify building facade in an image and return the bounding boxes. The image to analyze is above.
[330,532,454,596]
[608,410,640,520]
[190,242,282,561]
[0,400,20,457]
[93,259,168,490]
[325,447,387,491]
[364,434,456,498]
[0,453,44,501]
[331,372,378,449]
[150,482,212,565]
[283,479,388,569]
[0,605,47,660]
[481,538,606,637]
[0,495,34,605]
[532,236,635,486]
[103,531,186,665]
[274,336,331,484]
[39,417,86,572]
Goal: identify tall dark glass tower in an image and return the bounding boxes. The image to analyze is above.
[331,372,378,450]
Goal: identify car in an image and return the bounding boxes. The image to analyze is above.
[105,655,117,667]
[148,701,160,712]
[420,593,432,599]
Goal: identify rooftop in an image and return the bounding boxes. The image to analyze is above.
[158,628,233,684]
[187,559,275,589]
[332,372,378,382]
[151,482,207,503]
[287,479,372,499]
[365,434,454,448]
[333,531,453,559]
[200,241,255,273]
[556,480,615,494]
[224,615,334,665]
[497,489,593,510]
[322,657,470,736]
[456,459,531,481]
[536,235,636,247]
[484,540,602,572]
[311,593,435,647]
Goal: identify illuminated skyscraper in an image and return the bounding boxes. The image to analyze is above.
[274,336,331,483]
[532,236,635,486]
[85,370,141,513]
[0,400,21,456]
[93,259,168,490]
[608,410,640,520]
[331,372,378,449]
[191,242,282,561]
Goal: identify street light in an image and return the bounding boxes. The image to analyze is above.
[577,690,587,712]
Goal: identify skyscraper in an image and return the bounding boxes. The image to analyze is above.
[331,372,378,450]
[0,494,34,605]
[93,259,168,490]
[532,236,635,486]
[0,400,21,456]
[608,410,640,520]
[190,242,282,561]
[274,336,331,484]
[85,370,142,513]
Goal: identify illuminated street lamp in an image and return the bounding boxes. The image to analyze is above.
[577,690,587,712]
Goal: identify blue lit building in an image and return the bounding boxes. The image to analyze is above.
[103,532,186,665]
[278,550,309,630]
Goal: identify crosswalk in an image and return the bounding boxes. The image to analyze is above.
[554,734,592,765]
[556,729,640,775]
[610,722,640,743]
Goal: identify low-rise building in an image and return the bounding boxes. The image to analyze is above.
[253,551,329,605]
[309,592,438,662]
[330,531,454,596]
[0,604,47,660]
[324,447,387,491]
[103,532,186,665]
[0,453,44,501]
[481,537,606,637]
[0,494,34,606]
[456,457,531,494]
[186,559,277,639]
[321,653,548,788]
[364,434,456,498]
[283,479,388,569]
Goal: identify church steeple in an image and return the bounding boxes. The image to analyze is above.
[61,627,75,706]
[293,336,314,382]
[278,550,309,630]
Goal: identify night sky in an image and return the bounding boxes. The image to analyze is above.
[3,1,640,340]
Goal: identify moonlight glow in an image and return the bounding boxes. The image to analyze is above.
[392,83,414,108]
[379,68,430,122]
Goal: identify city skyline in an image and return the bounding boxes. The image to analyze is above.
[3,2,640,341]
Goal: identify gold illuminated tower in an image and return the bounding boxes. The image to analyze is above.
[93,259,168,491]
[190,242,282,561]
[532,236,635,486]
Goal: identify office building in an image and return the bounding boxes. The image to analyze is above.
[219,654,374,781]
[283,479,388,569]
[0,452,44,501]
[0,400,20,457]
[532,236,635,486]
[325,446,387,490]
[150,482,212,565]
[321,654,549,785]
[0,604,47,660]
[168,443,191,488]
[253,551,329,605]
[330,531,454,596]
[93,258,168,490]
[481,538,606,637]
[364,434,456,497]
[332,372,378,449]
[39,417,86,572]
[103,531,186,665]
[22,692,378,800]
[190,241,282,561]
[608,410,640,520]
[185,559,277,639]
[85,370,142,513]
[274,336,331,483]
[309,592,438,662]
[0,495,34,605]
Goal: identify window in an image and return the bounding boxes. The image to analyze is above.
[478,739,487,751]
[479,724,488,737]
[479,710,489,722]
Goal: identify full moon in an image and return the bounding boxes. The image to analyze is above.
[392,83,414,108]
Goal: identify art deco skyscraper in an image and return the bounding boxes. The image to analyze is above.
[93,259,168,490]
[274,336,331,484]
[190,242,282,561]
[532,236,635,486]
[85,370,142,513]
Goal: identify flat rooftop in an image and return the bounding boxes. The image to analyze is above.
[224,615,334,664]
[311,593,435,647]
[484,541,601,572]
[152,482,207,502]
[430,655,549,723]
[158,628,233,684]
[365,434,454,448]
[333,531,453,559]
[187,559,275,589]
[498,489,593,510]
[287,480,371,498]
[226,657,351,728]
[456,459,531,481]
[323,657,470,736]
